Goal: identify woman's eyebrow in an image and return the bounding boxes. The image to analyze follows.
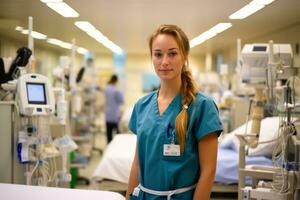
[153,48,178,51]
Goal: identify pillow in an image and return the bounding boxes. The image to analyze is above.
[229,117,280,157]
[218,132,235,150]
[248,117,280,157]
[231,120,253,152]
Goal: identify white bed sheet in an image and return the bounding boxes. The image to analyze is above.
[0,183,125,200]
[216,147,272,184]
[92,133,136,183]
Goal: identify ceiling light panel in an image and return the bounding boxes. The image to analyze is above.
[74,21,95,32]
[87,30,105,40]
[229,0,276,20]
[250,0,275,5]
[15,26,89,53]
[15,26,23,31]
[77,47,89,55]
[47,38,72,49]
[74,21,124,54]
[209,23,232,34]
[190,23,232,48]
[190,31,216,48]
[40,0,63,3]
[229,4,264,19]
[46,2,79,18]
[20,29,47,40]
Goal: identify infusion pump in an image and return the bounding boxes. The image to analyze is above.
[16,73,55,116]
[241,43,293,85]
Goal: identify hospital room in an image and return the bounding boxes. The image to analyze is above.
[1,0,300,199]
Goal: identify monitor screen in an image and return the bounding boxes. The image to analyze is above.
[253,46,267,52]
[26,82,47,104]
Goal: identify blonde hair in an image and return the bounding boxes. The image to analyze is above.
[149,24,198,152]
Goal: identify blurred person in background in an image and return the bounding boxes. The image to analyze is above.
[104,74,124,143]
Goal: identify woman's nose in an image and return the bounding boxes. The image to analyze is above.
[162,54,169,65]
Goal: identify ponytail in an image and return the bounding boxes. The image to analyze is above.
[175,67,198,152]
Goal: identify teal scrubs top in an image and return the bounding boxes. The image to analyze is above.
[128,91,223,200]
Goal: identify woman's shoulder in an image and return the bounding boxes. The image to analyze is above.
[195,92,215,104]
[191,92,218,111]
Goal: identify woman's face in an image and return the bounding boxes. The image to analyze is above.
[151,34,184,82]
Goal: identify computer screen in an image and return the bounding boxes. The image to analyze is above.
[26,82,47,104]
[253,46,267,52]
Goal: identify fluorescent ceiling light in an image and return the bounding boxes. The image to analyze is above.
[47,38,89,54]
[15,26,23,31]
[250,0,275,5]
[87,30,105,41]
[110,45,123,55]
[77,47,89,55]
[229,4,264,19]
[40,0,62,3]
[47,38,72,49]
[75,21,95,32]
[21,29,47,40]
[190,23,232,48]
[74,21,124,54]
[209,23,232,34]
[190,32,216,48]
[46,2,79,18]
[15,25,89,53]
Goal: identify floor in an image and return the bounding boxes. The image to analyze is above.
[75,133,105,189]
[74,132,128,196]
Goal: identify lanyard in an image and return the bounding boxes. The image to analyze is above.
[167,123,175,144]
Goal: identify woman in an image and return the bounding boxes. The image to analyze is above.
[126,24,223,200]
[104,74,124,143]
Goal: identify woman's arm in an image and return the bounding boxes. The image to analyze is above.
[193,133,218,200]
[125,144,139,200]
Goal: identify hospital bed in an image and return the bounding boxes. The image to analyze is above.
[91,133,243,194]
[92,118,278,196]
[0,183,125,200]
[91,134,272,183]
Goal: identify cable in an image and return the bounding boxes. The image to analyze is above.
[0,91,11,100]
[256,137,279,145]
[27,161,39,185]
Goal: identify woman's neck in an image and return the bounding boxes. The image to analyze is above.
[159,78,181,99]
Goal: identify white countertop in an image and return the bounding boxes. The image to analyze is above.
[0,183,125,200]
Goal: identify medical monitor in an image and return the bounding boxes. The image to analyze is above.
[241,43,292,85]
[26,82,47,104]
[17,73,54,116]
[252,46,267,52]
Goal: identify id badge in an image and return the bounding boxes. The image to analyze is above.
[163,144,180,156]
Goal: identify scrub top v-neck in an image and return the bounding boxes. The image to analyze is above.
[129,91,223,200]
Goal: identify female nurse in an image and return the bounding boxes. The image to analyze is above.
[126,24,223,200]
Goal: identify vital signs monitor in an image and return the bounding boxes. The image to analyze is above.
[17,73,54,116]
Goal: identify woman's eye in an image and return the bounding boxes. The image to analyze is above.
[154,52,162,58]
[169,52,177,57]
